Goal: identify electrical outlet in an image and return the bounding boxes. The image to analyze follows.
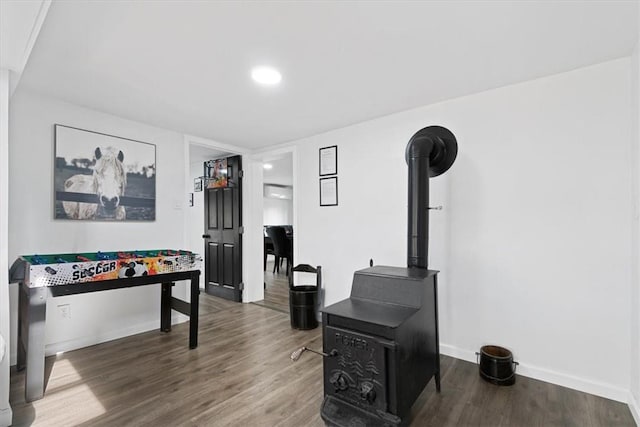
[58,304,70,320]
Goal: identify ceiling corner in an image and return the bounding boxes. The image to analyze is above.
[0,0,51,96]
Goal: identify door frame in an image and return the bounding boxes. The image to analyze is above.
[182,135,255,301]
[253,144,299,281]
[183,135,298,304]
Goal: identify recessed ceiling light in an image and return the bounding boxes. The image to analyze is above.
[251,66,282,85]
[263,163,273,169]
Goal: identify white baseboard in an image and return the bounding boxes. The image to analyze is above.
[629,392,640,426]
[439,343,629,403]
[10,314,188,365]
[0,406,12,427]
[439,343,478,364]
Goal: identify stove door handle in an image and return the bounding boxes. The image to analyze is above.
[290,347,337,361]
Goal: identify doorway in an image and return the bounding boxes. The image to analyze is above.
[255,152,293,313]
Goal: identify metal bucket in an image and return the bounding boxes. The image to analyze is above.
[476,345,518,386]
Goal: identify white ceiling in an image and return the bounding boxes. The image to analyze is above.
[0,0,50,94]
[18,1,639,149]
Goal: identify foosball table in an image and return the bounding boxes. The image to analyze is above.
[9,249,202,402]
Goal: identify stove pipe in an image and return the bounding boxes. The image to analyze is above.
[406,126,458,269]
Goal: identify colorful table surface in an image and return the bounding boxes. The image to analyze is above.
[10,249,202,288]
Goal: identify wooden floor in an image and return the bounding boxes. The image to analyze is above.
[253,259,290,313]
[10,293,636,427]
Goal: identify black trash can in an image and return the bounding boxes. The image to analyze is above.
[289,264,321,330]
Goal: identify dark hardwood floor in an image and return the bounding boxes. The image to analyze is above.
[9,291,636,426]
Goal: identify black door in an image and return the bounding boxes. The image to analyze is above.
[203,155,242,302]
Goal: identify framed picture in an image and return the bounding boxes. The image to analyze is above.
[194,178,203,192]
[320,176,338,206]
[319,145,337,176]
[205,158,228,188]
[54,124,156,221]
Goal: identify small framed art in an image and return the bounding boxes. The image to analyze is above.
[319,145,337,176]
[320,176,338,206]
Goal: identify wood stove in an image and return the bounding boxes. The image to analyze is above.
[320,126,458,426]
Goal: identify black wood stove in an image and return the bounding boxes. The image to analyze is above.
[320,126,458,426]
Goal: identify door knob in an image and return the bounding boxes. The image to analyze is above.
[202,234,211,239]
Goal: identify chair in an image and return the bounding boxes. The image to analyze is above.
[265,226,292,276]
[264,226,277,271]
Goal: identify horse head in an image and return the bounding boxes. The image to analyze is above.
[94,147,126,212]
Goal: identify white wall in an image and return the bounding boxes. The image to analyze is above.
[187,161,205,288]
[263,197,293,225]
[242,157,265,303]
[0,69,13,427]
[292,58,633,402]
[8,89,189,363]
[630,26,640,423]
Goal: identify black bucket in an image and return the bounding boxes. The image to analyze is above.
[289,285,318,330]
[289,264,321,330]
[477,345,518,386]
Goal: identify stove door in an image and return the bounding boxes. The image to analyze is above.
[323,325,396,414]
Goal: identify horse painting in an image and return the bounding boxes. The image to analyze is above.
[63,147,127,220]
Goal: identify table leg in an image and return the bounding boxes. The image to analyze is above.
[189,272,200,349]
[160,282,172,332]
[23,286,47,402]
[434,276,441,393]
[17,284,26,371]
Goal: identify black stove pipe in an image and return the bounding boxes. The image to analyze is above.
[406,136,433,269]
[405,126,458,269]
